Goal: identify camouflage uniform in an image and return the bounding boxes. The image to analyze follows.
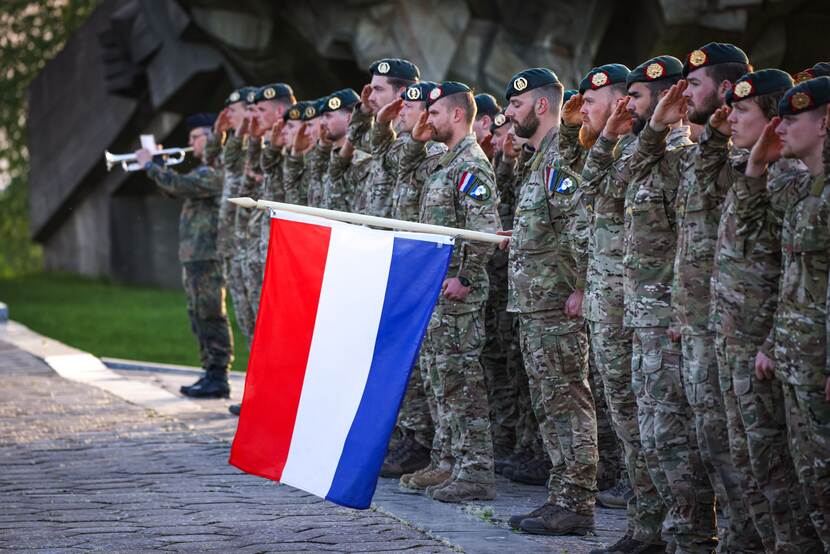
[382,121,447,455]
[283,150,308,207]
[704,124,819,553]
[257,143,285,267]
[671,124,762,552]
[760,159,830,550]
[222,134,255,347]
[418,134,499,487]
[242,138,265,324]
[619,123,716,551]
[325,148,373,213]
[146,161,232,377]
[581,128,666,544]
[305,144,331,208]
[508,126,597,516]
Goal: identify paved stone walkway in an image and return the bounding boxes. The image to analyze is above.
[0,324,629,553]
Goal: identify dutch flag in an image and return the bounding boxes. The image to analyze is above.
[229,210,453,509]
[456,171,477,194]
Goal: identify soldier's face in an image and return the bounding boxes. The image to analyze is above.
[684,68,721,125]
[322,110,350,141]
[399,100,424,133]
[473,115,492,143]
[426,101,453,143]
[506,92,540,139]
[727,99,768,149]
[368,76,404,114]
[492,125,509,152]
[776,109,827,159]
[627,83,655,134]
[580,88,614,138]
[254,102,277,131]
[188,128,209,159]
[283,120,300,145]
[228,102,246,129]
[306,118,321,141]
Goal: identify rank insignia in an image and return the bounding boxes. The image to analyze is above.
[791,92,811,110]
[513,77,528,91]
[429,87,442,101]
[733,80,753,99]
[264,87,276,99]
[407,87,421,100]
[328,96,342,110]
[304,105,316,118]
[646,62,664,80]
[544,163,578,195]
[494,113,506,126]
[457,171,491,201]
[247,91,256,103]
[794,70,813,84]
[591,72,609,88]
[377,61,391,74]
[229,91,240,102]
[689,49,707,68]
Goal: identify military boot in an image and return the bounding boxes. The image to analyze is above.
[181,370,230,399]
[597,479,633,509]
[380,434,430,477]
[180,375,207,395]
[508,456,550,486]
[519,504,594,536]
[400,465,451,493]
[590,533,667,554]
[429,480,496,503]
[501,451,532,481]
[228,403,241,416]
[509,502,555,529]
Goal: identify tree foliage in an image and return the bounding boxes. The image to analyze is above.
[0,0,98,277]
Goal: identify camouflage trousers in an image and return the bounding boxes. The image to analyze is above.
[482,249,521,455]
[396,363,435,450]
[419,306,494,484]
[715,334,820,553]
[182,261,233,375]
[778,376,830,550]
[226,255,255,348]
[518,311,597,515]
[588,334,623,490]
[241,253,264,326]
[513,358,545,458]
[590,322,664,544]
[681,332,762,552]
[632,327,715,552]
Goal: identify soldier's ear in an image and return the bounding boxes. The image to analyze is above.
[535,96,548,116]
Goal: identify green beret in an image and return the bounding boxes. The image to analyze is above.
[505,68,560,100]
[489,108,509,133]
[579,64,630,94]
[226,86,256,106]
[425,81,472,108]
[563,89,578,103]
[320,89,360,113]
[283,101,310,122]
[369,58,420,81]
[794,62,830,85]
[254,83,294,103]
[778,76,830,116]
[725,69,793,106]
[474,94,501,117]
[401,81,438,102]
[683,42,749,77]
[627,56,683,86]
[301,99,326,121]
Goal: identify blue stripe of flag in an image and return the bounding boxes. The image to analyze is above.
[325,236,452,509]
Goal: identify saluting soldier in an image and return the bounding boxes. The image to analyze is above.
[136,113,233,399]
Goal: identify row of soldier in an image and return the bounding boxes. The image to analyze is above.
[138,44,830,554]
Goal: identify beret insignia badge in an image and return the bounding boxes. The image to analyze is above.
[289,108,300,120]
[429,87,442,101]
[246,91,256,103]
[689,49,707,67]
[327,96,342,110]
[733,80,753,99]
[406,87,421,100]
[229,91,240,102]
[646,62,664,80]
[513,77,528,91]
[794,70,813,84]
[377,61,390,74]
[263,88,276,100]
[591,72,608,88]
[304,106,316,118]
[791,92,811,110]
[494,113,506,126]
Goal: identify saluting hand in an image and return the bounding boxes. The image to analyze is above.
[602,97,633,141]
[651,80,688,132]
[270,120,285,149]
[292,123,313,155]
[710,105,732,136]
[214,109,231,134]
[562,93,584,126]
[746,117,782,177]
[339,138,355,160]
[359,84,373,115]
[480,133,495,161]
[377,99,404,125]
[250,117,261,138]
[235,117,250,138]
[411,111,432,142]
[502,133,520,161]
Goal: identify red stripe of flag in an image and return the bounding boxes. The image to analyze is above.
[229,217,331,481]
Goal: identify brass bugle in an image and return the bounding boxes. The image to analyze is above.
[104,147,194,172]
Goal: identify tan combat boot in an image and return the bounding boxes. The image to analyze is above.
[428,480,496,503]
[399,465,452,493]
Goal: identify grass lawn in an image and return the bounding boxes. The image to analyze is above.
[0,272,249,371]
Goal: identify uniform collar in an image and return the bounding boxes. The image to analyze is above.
[438,133,477,167]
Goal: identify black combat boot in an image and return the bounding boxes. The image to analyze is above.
[181,369,230,399]
[228,403,241,416]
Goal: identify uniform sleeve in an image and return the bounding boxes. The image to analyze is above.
[371,120,397,163]
[559,122,583,170]
[456,166,501,285]
[565,199,590,290]
[347,106,374,152]
[222,135,245,174]
[399,137,428,182]
[581,135,622,197]
[325,151,357,213]
[283,153,308,205]
[696,123,731,200]
[629,124,670,180]
[204,132,222,168]
[147,165,223,198]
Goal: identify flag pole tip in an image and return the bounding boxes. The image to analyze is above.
[228,197,257,208]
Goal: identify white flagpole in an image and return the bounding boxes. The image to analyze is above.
[228,197,505,244]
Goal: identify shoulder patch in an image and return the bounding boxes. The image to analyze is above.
[544,162,579,195]
[457,171,491,201]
